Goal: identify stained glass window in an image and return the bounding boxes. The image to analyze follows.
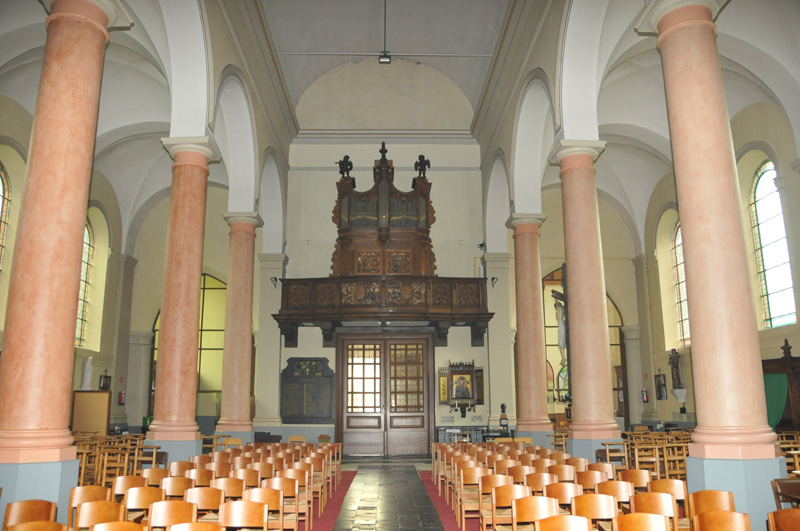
[75,220,93,347]
[672,224,690,345]
[0,161,10,272]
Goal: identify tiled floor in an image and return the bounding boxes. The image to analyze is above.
[333,456,444,530]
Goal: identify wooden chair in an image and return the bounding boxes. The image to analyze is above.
[74,501,125,531]
[532,459,557,473]
[534,515,592,531]
[661,444,687,480]
[596,481,633,513]
[210,452,230,463]
[692,510,750,531]
[588,463,615,479]
[574,470,608,493]
[147,500,198,530]
[549,452,571,465]
[182,487,225,517]
[496,459,523,476]
[543,483,584,511]
[287,436,305,445]
[458,466,492,530]
[229,469,260,489]
[68,485,112,528]
[611,513,669,531]
[686,490,735,520]
[509,495,559,531]
[564,458,589,473]
[247,462,275,482]
[263,458,285,474]
[143,468,170,487]
[632,446,661,479]
[570,493,618,530]
[629,492,679,531]
[768,508,800,531]
[617,469,650,492]
[601,442,629,470]
[3,501,58,531]
[546,465,576,483]
[489,484,532,531]
[160,477,196,499]
[276,469,312,530]
[168,524,221,531]
[6,522,65,531]
[231,456,253,470]
[262,477,308,531]
[300,455,328,514]
[508,466,537,486]
[210,478,245,501]
[100,448,131,487]
[771,478,800,510]
[189,455,212,467]
[647,479,688,518]
[524,473,559,495]
[90,523,147,531]
[450,459,481,509]
[121,486,166,523]
[185,468,215,488]
[169,462,196,478]
[217,500,268,531]
[111,476,147,502]
[478,474,514,531]
[206,462,233,479]
[244,487,296,531]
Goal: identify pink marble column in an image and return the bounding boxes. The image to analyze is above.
[552,141,620,440]
[506,214,553,433]
[0,0,111,463]
[217,213,263,433]
[147,138,218,442]
[653,3,776,458]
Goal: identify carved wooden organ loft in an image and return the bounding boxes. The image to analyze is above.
[273,143,493,347]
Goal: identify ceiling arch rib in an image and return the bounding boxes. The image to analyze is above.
[512,78,555,215]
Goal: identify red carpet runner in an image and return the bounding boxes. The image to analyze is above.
[419,470,479,531]
[304,471,357,531]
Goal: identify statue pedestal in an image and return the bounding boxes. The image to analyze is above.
[671,388,688,415]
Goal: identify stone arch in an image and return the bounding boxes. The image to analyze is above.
[259,153,284,254]
[485,153,511,254]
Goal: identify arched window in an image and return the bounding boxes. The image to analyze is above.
[750,160,796,327]
[672,224,690,345]
[75,220,93,347]
[0,160,10,272]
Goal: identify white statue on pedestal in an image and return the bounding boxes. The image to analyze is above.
[81,356,94,390]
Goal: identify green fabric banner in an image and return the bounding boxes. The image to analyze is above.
[764,372,788,431]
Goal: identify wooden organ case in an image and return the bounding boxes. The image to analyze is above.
[274,143,493,347]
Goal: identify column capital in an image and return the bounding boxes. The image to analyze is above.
[223,212,264,228]
[259,253,288,269]
[482,252,513,265]
[791,158,800,174]
[621,325,642,341]
[549,139,606,165]
[46,0,134,29]
[161,136,221,162]
[634,0,729,35]
[506,213,546,229]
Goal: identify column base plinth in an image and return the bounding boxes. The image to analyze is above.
[216,419,253,433]
[0,459,78,524]
[515,417,554,433]
[687,455,785,531]
[145,438,201,463]
[146,420,200,441]
[0,428,75,461]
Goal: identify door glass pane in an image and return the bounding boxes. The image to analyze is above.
[347,343,381,413]
[390,342,424,413]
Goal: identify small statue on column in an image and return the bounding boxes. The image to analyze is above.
[668,348,683,389]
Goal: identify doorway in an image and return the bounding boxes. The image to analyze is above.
[336,333,434,456]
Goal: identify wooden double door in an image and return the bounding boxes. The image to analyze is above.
[336,334,433,456]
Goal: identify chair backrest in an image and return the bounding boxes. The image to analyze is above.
[575,470,609,492]
[167,523,221,531]
[7,522,65,531]
[217,500,267,530]
[461,466,492,489]
[112,476,147,499]
[169,462,196,478]
[210,452,230,463]
[507,466,536,485]
[242,487,284,531]
[74,501,125,530]
[182,487,225,513]
[492,485,532,527]
[564,458,589,472]
[771,479,800,511]
[588,463,615,478]
[148,500,198,528]
[188,455,212,467]
[511,495,559,530]
[495,459,522,475]
[768,508,800,531]
[231,456,253,470]
[648,479,688,502]
[687,490,735,519]
[3,501,58,531]
[535,514,592,531]
[184,469,215,488]
[90,523,147,531]
[205,462,232,478]
[122,486,166,517]
[263,457,284,472]
[532,459,557,473]
[549,452,571,464]
[611,513,670,531]
[142,468,170,487]
[209,478,245,501]
[248,462,275,480]
[543,482,583,507]
[547,464,576,483]
[630,492,678,531]
[571,493,618,522]
[160,477,196,499]
[261,477,299,502]
[596,481,634,505]
[68,486,112,528]
[617,469,651,490]
[229,468,260,488]
[525,473,559,494]
[692,510,750,531]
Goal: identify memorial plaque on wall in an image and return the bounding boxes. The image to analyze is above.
[280,357,335,424]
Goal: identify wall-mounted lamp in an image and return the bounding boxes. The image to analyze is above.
[477,242,485,251]
[270,277,278,288]
[491,277,499,287]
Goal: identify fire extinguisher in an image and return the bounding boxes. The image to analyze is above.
[118,390,126,405]
[641,387,649,403]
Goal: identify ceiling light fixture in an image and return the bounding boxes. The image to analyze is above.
[379,0,391,64]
